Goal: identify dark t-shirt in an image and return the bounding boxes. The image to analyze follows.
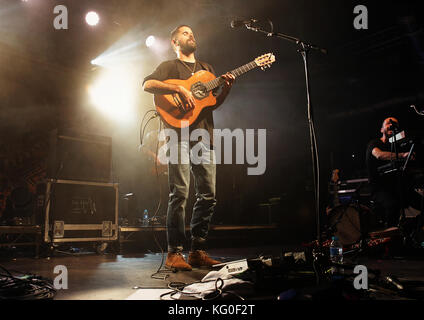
[143,59,216,146]
[366,138,397,189]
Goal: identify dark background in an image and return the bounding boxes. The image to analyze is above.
[1,0,423,244]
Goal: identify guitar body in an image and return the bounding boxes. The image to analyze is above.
[153,53,276,128]
[154,70,217,128]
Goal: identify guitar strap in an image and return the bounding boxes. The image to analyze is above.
[198,61,213,74]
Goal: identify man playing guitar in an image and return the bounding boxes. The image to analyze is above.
[142,25,235,271]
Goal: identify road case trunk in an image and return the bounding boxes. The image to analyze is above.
[43,179,119,243]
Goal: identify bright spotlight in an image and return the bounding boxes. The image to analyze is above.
[145,36,156,47]
[88,69,137,122]
[85,11,99,26]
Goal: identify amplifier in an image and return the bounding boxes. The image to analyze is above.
[43,179,118,243]
[47,128,112,182]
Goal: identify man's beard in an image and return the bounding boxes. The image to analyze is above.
[180,40,196,55]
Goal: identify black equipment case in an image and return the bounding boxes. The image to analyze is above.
[43,179,119,244]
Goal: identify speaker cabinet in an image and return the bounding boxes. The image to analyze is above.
[47,128,112,183]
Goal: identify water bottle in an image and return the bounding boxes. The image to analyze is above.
[329,236,343,264]
[143,209,149,227]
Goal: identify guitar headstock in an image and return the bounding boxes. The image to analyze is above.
[254,53,276,71]
[331,169,340,183]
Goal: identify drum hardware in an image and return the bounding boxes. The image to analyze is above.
[326,203,376,247]
[325,171,400,256]
[327,178,423,254]
[326,200,423,255]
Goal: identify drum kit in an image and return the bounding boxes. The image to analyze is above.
[325,170,424,251]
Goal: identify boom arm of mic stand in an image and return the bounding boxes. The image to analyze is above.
[244,25,328,54]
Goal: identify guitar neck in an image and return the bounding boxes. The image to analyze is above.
[205,60,258,91]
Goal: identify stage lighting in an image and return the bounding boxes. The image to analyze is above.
[145,35,156,47]
[85,11,99,26]
[88,68,137,122]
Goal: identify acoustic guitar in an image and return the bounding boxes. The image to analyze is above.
[154,53,276,128]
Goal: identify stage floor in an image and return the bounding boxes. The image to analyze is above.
[0,245,285,300]
[0,244,423,300]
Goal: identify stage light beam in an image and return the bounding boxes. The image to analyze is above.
[85,11,99,26]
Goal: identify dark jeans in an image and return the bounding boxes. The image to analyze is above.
[166,141,216,253]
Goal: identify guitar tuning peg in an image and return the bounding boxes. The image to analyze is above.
[261,67,264,71]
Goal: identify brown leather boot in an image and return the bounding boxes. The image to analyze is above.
[165,252,192,271]
[188,250,221,268]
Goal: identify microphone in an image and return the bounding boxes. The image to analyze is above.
[388,119,399,128]
[230,18,258,28]
[388,119,400,133]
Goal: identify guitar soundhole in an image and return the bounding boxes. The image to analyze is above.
[191,82,208,100]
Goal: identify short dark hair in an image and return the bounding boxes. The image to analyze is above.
[170,25,191,41]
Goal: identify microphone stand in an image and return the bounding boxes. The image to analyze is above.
[389,127,407,228]
[244,23,327,249]
[398,135,416,241]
